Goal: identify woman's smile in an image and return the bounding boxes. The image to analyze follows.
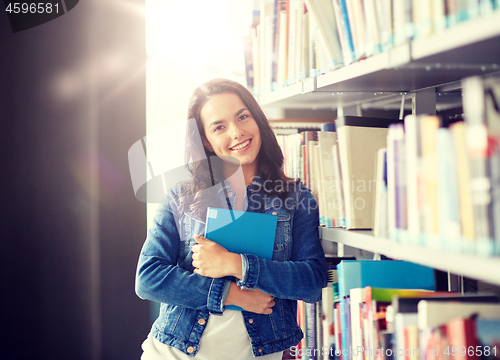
[230,138,252,151]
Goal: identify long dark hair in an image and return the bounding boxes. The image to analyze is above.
[181,78,297,217]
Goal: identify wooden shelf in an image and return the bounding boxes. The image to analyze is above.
[319,227,500,286]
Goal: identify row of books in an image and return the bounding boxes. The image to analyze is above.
[296,259,500,360]
[274,75,500,256]
[275,117,400,231]
[244,0,500,94]
[374,76,500,256]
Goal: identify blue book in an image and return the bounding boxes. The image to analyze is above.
[337,260,435,357]
[204,207,278,311]
[476,318,500,355]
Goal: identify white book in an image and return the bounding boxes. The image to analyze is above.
[362,0,381,56]
[318,131,338,227]
[373,148,387,238]
[436,128,461,251]
[322,283,335,360]
[294,0,304,81]
[304,0,344,68]
[387,125,396,239]
[332,144,346,227]
[404,115,425,245]
[287,0,297,82]
[394,313,418,360]
[302,11,310,79]
[337,119,389,230]
[433,0,446,32]
[251,25,260,93]
[277,10,288,87]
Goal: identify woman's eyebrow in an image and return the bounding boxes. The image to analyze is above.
[208,119,225,128]
[234,108,248,117]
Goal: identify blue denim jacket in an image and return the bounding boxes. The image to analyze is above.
[135,176,327,357]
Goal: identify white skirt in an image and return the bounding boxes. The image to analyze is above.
[141,310,283,360]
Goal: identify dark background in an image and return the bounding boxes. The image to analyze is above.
[0,1,150,359]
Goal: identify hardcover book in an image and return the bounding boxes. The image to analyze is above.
[204,207,278,310]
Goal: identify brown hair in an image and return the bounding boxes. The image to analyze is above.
[181,78,297,217]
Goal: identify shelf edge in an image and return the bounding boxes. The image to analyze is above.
[319,227,500,286]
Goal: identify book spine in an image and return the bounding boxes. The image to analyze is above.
[306,302,318,359]
[334,302,343,360]
[420,116,440,248]
[393,123,408,240]
[462,76,495,255]
[387,125,396,240]
[332,0,355,65]
[436,128,462,251]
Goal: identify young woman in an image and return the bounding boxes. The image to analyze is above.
[136,79,327,359]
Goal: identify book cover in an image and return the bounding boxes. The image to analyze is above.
[204,207,277,311]
[335,116,400,229]
[337,260,436,300]
[475,318,500,358]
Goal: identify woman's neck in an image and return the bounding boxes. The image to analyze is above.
[222,162,258,187]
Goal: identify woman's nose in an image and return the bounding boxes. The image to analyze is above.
[229,123,244,139]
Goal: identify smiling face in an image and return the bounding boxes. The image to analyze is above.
[200,92,262,179]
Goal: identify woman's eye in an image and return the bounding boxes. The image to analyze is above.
[214,125,224,132]
[239,114,248,121]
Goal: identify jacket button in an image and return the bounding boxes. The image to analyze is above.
[272,211,277,215]
[227,191,233,197]
[258,349,263,353]
[187,346,194,353]
[248,319,254,324]
[198,318,206,325]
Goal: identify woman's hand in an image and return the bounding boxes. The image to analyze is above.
[191,235,242,279]
[224,282,275,314]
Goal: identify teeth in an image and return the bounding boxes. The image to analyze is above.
[231,139,250,150]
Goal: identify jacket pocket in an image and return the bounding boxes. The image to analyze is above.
[264,207,291,261]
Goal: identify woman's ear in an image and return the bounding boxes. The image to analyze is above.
[202,138,213,152]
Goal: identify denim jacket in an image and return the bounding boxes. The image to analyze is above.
[135,176,327,357]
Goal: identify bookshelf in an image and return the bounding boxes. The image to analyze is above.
[251,4,500,286]
[256,10,500,110]
[319,228,500,287]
